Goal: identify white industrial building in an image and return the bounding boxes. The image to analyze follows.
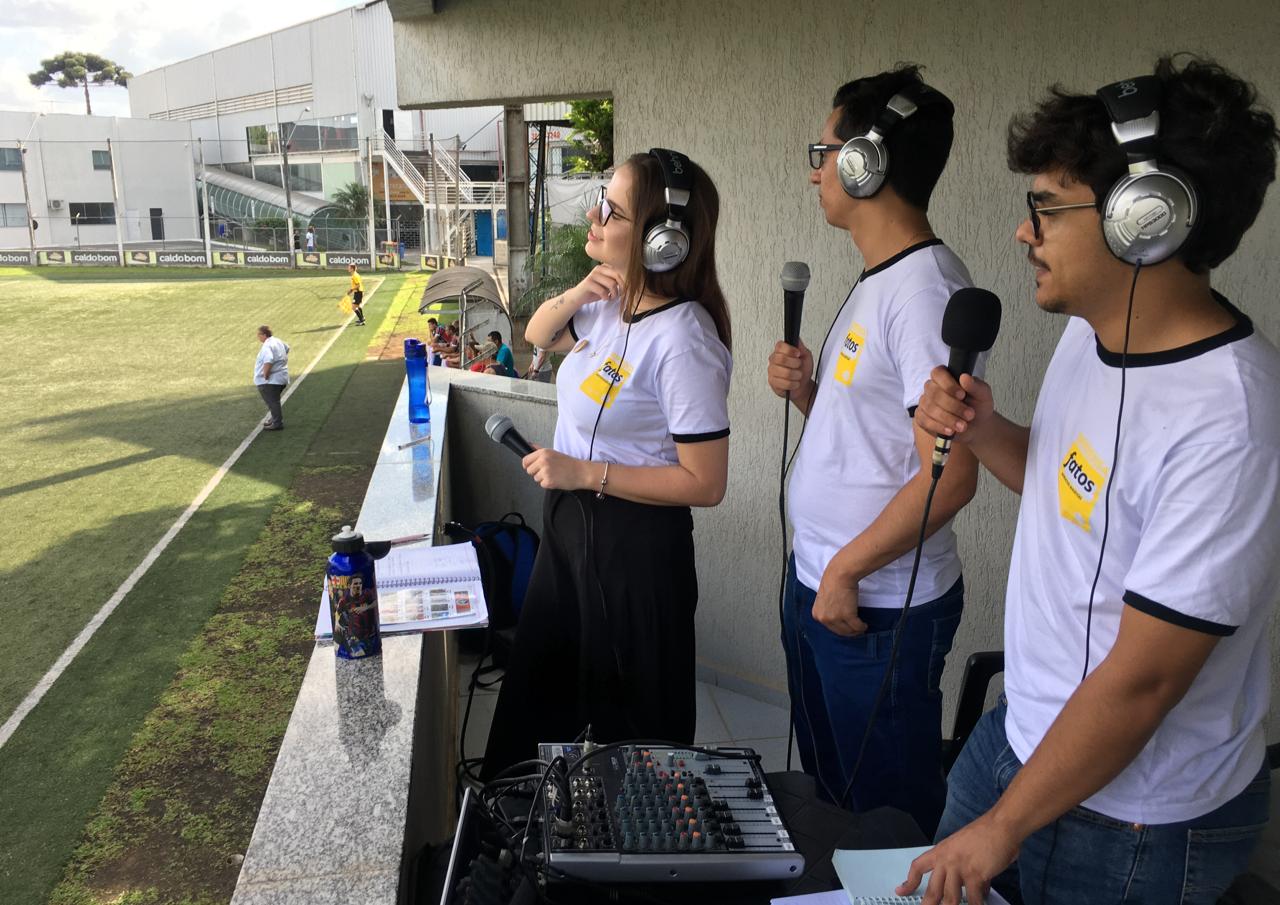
[126,0,583,257]
[0,112,199,254]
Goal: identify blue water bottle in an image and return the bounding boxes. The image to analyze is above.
[327,525,381,659]
[404,338,431,423]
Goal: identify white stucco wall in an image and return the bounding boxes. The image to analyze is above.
[393,1,1280,742]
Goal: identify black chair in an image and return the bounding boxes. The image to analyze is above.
[941,651,1005,774]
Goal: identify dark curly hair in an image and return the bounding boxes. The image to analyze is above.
[1007,55,1280,272]
[832,64,956,211]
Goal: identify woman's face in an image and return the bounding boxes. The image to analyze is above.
[585,165,638,272]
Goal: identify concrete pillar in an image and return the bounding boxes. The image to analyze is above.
[503,104,530,298]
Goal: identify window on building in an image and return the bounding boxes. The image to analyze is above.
[68,202,116,225]
[0,203,28,227]
[0,147,21,171]
[91,150,112,170]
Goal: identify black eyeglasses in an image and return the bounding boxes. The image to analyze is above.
[1026,191,1096,240]
[807,143,844,170]
[595,186,626,225]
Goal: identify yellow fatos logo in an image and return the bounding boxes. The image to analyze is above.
[833,322,868,386]
[1058,434,1109,532]
[580,355,632,408]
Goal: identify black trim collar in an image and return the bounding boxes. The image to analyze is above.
[860,238,945,280]
[1094,291,1254,368]
[628,297,691,323]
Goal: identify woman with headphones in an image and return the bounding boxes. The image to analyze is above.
[480,149,733,779]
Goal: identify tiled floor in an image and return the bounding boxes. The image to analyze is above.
[457,657,801,772]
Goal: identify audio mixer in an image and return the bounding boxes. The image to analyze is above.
[537,743,804,882]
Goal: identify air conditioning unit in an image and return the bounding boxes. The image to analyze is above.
[49,199,63,210]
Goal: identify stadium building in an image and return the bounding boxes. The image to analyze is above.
[0,111,200,258]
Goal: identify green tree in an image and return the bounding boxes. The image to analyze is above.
[28,52,132,116]
[566,99,614,173]
[330,181,370,220]
[516,222,594,316]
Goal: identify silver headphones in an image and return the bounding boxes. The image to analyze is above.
[836,92,919,199]
[643,148,693,272]
[1096,76,1198,265]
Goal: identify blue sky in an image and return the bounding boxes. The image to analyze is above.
[1,0,355,117]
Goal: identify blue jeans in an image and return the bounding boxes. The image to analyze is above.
[781,554,964,836]
[938,697,1271,904]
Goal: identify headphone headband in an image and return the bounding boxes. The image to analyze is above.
[648,148,693,218]
[1097,76,1163,170]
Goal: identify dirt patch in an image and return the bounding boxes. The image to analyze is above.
[48,465,373,905]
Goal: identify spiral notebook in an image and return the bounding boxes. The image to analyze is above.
[822,845,1010,905]
[314,541,489,638]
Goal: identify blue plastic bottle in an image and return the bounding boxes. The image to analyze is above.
[327,525,381,659]
[404,338,431,423]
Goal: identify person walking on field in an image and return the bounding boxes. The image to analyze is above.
[254,325,290,431]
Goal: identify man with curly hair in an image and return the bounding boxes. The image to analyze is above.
[910,56,1280,905]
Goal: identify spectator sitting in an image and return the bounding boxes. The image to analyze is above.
[482,331,518,378]
[467,336,499,372]
[433,323,460,365]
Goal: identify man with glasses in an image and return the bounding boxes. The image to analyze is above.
[767,65,980,836]
[909,56,1279,904]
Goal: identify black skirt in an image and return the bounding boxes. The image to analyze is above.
[480,488,698,779]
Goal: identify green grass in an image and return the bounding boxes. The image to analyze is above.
[0,268,364,723]
[0,267,418,904]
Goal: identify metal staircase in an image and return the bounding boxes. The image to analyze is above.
[373,129,506,257]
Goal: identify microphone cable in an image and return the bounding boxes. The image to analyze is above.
[578,299,638,734]
[1032,260,1142,905]
[777,292,849,784]
[1080,260,1140,681]
[838,471,940,809]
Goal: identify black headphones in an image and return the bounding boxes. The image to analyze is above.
[836,90,921,199]
[1095,75,1198,265]
[642,147,693,272]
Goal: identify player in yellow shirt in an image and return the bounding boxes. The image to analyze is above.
[347,264,366,326]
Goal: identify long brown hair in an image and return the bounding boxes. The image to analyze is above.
[619,152,732,351]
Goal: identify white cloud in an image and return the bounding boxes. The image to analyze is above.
[0,0,354,118]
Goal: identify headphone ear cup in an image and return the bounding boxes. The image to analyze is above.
[642,221,690,273]
[836,137,888,198]
[1101,168,1198,265]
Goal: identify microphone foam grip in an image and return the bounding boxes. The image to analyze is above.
[941,287,1002,353]
[485,413,513,443]
[780,261,811,292]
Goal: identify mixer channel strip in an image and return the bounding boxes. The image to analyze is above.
[537,743,805,882]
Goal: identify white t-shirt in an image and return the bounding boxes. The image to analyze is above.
[553,297,731,467]
[788,240,974,606]
[1004,297,1280,824]
[254,336,290,386]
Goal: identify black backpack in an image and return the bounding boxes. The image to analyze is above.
[444,513,539,660]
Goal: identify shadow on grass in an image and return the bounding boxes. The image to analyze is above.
[11,360,361,495]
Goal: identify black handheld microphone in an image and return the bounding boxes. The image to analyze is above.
[484,413,535,458]
[781,261,810,348]
[931,288,1002,478]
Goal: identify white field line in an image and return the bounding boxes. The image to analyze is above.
[0,280,384,751]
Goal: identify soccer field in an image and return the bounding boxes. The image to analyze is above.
[0,267,374,726]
